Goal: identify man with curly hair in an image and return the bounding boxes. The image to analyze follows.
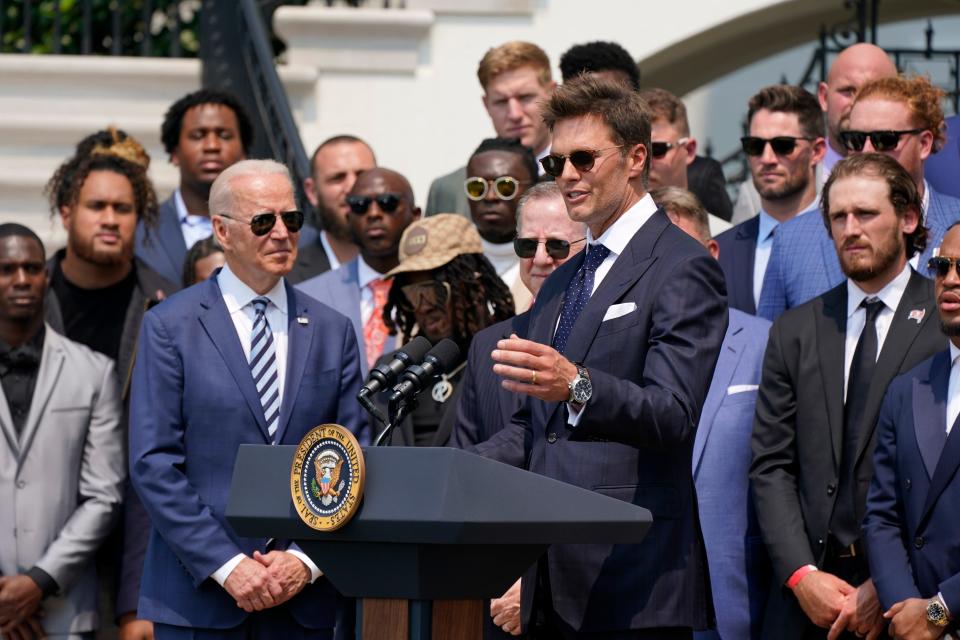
[135,89,252,285]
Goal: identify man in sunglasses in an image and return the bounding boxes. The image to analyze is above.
[714,84,825,315]
[863,222,960,640]
[465,137,538,312]
[751,153,945,640]
[298,167,420,380]
[426,41,555,218]
[477,76,727,638]
[759,74,960,321]
[290,135,377,284]
[129,159,365,639]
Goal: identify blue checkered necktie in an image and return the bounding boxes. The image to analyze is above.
[552,243,611,354]
[250,297,280,440]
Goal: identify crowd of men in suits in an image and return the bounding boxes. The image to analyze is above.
[4,34,960,640]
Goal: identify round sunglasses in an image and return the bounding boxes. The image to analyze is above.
[539,145,624,177]
[513,237,586,260]
[346,193,404,215]
[219,211,304,236]
[740,136,814,157]
[464,176,527,201]
[839,129,925,153]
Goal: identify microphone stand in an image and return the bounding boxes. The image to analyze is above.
[357,388,388,429]
[373,390,417,447]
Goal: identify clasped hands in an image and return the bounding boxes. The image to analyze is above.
[795,573,886,639]
[223,551,310,613]
[0,575,44,640]
[492,335,578,403]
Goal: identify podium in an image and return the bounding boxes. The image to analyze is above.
[227,445,651,639]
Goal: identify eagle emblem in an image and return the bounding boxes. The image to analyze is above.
[291,424,365,531]
[311,450,344,506]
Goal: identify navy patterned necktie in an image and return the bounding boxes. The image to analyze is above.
[552,243,611,354]
[250,297,280,440]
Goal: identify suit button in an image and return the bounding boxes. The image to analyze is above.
[546,432,558,444]
[906,478,912,490]
[915,536,925,549]
[15,480,25,489]
[817,538,824,547]
[827,484,836,496]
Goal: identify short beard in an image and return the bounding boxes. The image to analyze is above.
[840,231,903,283]
[756,172,810,201]
[71,236,133,267]
[318,204,351,242]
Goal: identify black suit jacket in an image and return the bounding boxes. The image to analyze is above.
[750,270,946,638]
[476,209,727,632]
[715,216,760,315]
[287,224,333,285]
[688,155,733,222]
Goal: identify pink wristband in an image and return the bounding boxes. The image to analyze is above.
[787,564,818,589]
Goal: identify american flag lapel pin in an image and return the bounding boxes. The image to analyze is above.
[908,308,925,324]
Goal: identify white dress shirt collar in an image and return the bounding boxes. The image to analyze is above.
[319,231,342,271]
[588,193,660,257]
[846,262,912,321]
[356,256,386,289]
[218,262,288,318]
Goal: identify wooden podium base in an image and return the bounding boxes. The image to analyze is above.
[361,598,483,640]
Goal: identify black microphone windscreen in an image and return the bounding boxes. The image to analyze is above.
[400,336,432,363]
[428,339,461,372]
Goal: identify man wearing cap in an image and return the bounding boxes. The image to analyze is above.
[479,76,727,637]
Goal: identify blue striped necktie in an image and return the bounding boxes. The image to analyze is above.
[250,297,280,440]
[552,243,611,354]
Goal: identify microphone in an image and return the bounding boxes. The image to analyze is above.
[388,339,460,404]
[359,336,432,398]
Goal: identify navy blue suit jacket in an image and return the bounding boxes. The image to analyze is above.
[757,188,960,320]
[129,275,364,629]
[715,216,759,315]
[135,196,189,287]
[864,350,960,613]
[475,209,727,632]
[693,309,771,640]
[452,312,530,449]
[926,115,960,199]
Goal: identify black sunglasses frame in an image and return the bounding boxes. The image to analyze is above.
[346,193,404,215]
[513,237,587,260]
[929,256,960,279]
[839,128,926,153]
[539,145,624,177]
[219,211,304,236]
[651,138,689,159]
[740,136,815,157]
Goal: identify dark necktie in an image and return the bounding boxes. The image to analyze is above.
[552,243,610,354]
[832,296,884,545]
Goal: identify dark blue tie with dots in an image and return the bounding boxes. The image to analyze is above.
[552,243,611,354]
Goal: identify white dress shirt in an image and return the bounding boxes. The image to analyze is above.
[357,256,388,327]
[174,189,213,251]
[843,264,912,400]
[947,342,960,435]
[566,194,660,426]
[319,230,342,271]
[211,264,321,586]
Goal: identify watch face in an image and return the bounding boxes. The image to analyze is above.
[572,376,592,404]
[928,600,948,626]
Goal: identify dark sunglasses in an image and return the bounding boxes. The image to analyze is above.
[400,280,452,311]
[346,193,403,215]
[839,129,925,152]
[929,256,960,279]
[514,237,587,259]
[464,176,527,201]
[219,211,304,236]
[539,145,624,177]
[740,136,814,157]
[651,138,689,159]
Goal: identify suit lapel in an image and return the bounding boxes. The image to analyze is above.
[0,368,18,458]
[157,199,188,276]
[693,317,743,476]
[276,283,314,443]
[17,331,66,463]
[913,353,949,480]
[920,352,960,526]
[816,285,848,470]
[853,271,936,465]
[198,278,271,442]
[732,218,758,314]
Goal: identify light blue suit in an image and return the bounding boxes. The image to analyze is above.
[296,258,399,383]
[693,309,772,640]
[757,187,960,320]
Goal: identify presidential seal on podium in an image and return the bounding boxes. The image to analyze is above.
[291,424,365,531]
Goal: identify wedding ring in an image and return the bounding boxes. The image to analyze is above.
[531,370,538,385]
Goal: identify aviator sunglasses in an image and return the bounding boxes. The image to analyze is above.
[929,256,960,279]
[346,193,403,215]
[219,211,304,236]
[514,237,587,260]
[740,136,814,157]
[464,176,527,201]
[839,129,925,153]
[539,145,624,177]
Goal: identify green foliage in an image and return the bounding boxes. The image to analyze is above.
[2,0,201,57]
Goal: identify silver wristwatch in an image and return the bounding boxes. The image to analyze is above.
[568,363,592,406]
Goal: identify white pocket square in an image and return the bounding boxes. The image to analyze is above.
[602,302,637,322]
[727,384,759,395]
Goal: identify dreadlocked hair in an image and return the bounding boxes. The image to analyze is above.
[383,253,515,353]
[46,147,159,232]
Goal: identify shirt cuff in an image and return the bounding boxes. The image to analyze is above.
[211,553,246,587]
[566,402,585,427]
[26,566,58,598]
[939,592,953,619]
[287,546,323,583]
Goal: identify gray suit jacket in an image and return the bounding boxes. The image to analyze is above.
[425,165,470,218]
[0,327,125,634]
